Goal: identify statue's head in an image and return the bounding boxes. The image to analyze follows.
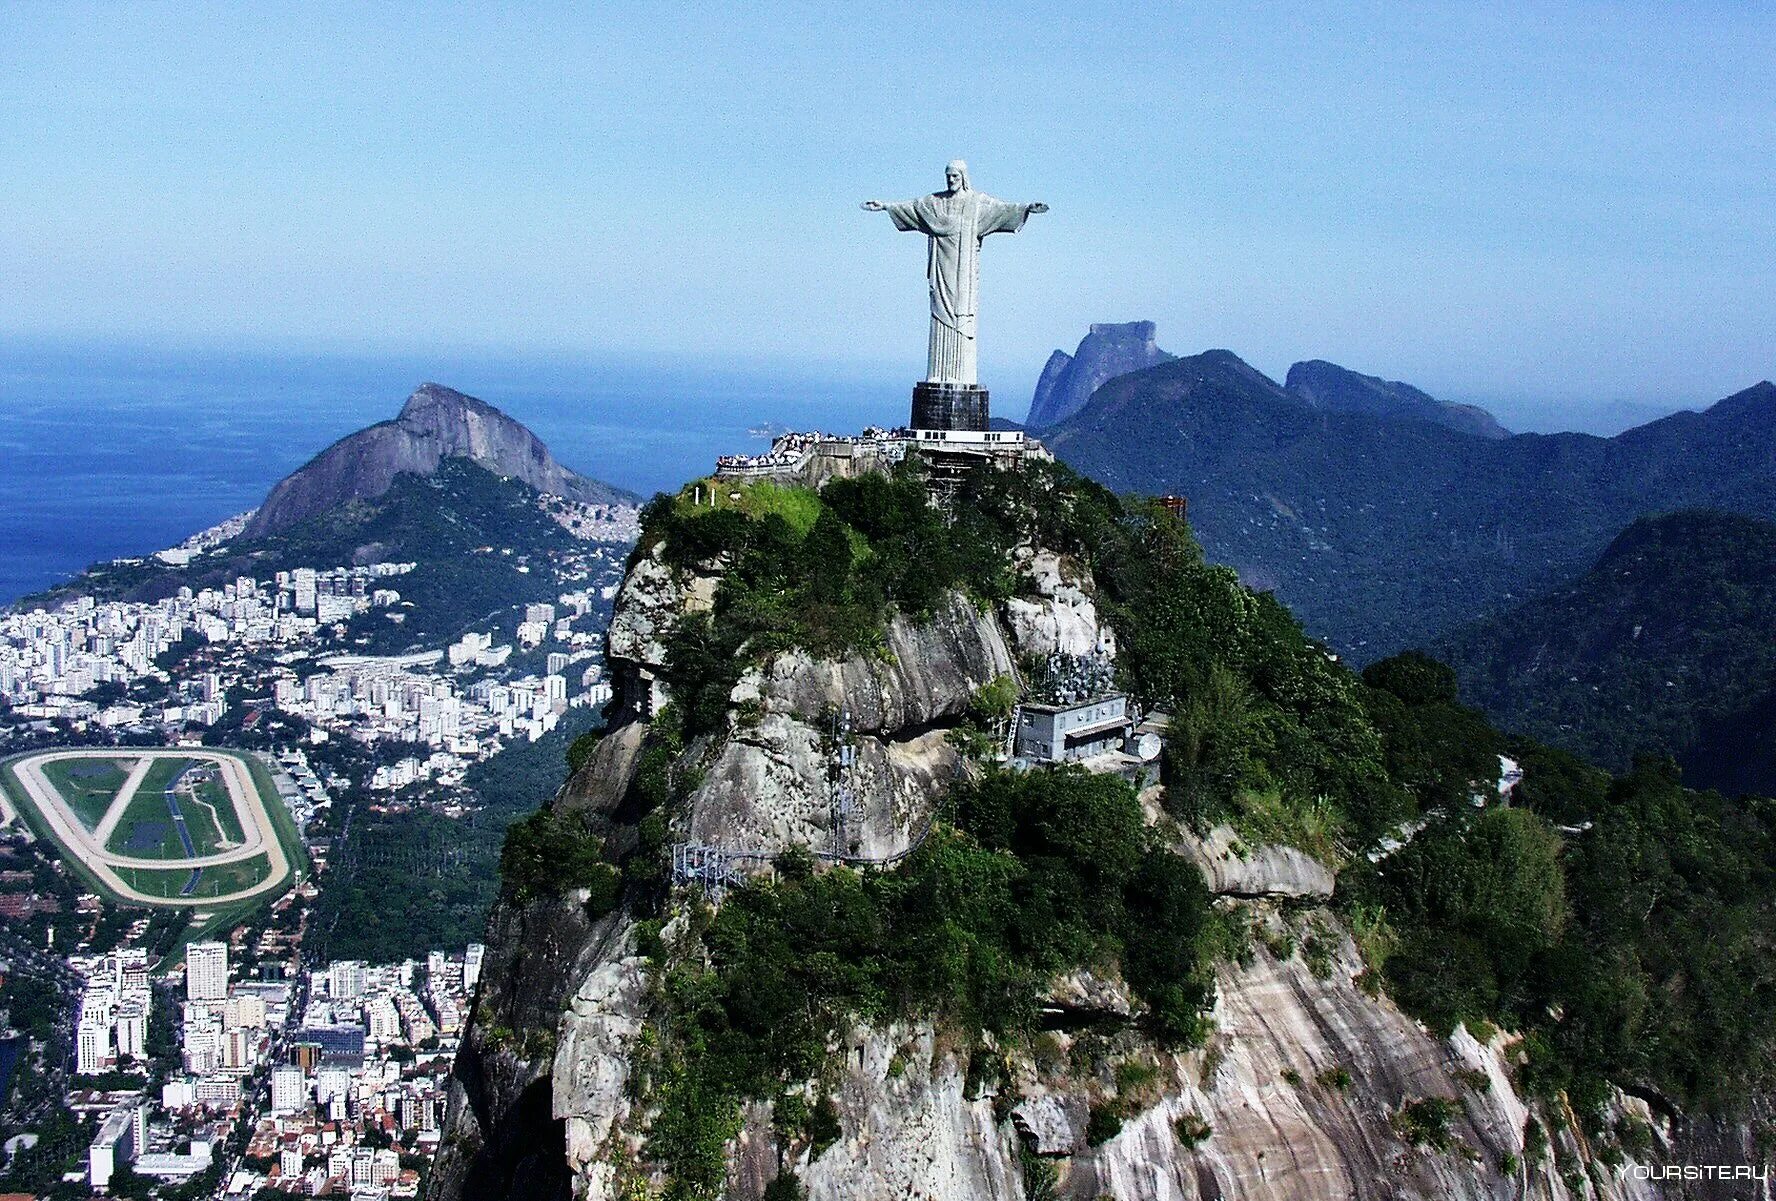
[945,160,970,193]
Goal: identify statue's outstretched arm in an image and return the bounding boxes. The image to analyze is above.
[861,200,886,211]
[1026,202,1049,214]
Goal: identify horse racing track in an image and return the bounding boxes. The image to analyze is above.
[0,747,303,907]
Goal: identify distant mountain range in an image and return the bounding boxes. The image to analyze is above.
[1284,360,1509,439]
[245,382,632,538]
[1024,324,1507,439]
[1041,346,1776,659]
[1438,510,1776,796]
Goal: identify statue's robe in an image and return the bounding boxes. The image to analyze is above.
[883,190,1032,385]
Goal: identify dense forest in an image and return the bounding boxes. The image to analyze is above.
[1440,509,1776,795]
[311,706,598,963]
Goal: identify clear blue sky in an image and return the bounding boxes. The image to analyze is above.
[5,2,1773,415]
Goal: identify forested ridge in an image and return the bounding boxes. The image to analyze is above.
[1440,509,1776,796]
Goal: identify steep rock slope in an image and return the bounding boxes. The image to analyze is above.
[1045,352,1776,659]
[246,382,632,537]
[430,464,1768,1201]
[1026,321,1175,429]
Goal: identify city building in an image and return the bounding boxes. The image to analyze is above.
[187,941,229,1001]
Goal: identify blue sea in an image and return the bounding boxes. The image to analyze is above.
[0,340,915,604]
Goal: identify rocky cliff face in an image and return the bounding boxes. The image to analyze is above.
[428,522,1747,1201]
[244,382,632,538]
[1026,321,1175,429]
[1283,359,1510,440]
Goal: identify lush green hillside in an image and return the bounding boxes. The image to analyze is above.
[507,461,1776,1170]
[1043,351,1776,661]
[309,705,600,963]
[1438,510,1776,794]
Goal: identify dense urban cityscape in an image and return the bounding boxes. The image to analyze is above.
[0,497,639,1199]
[66,937,481,1198]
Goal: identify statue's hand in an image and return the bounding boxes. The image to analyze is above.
[1028,202,1049,214]
[861,200,886,212]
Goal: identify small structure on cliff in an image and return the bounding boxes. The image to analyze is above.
[1014,693,1134,763]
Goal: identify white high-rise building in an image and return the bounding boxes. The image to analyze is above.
[116,1001,148,1058]
[364,997,400,1043]
[223,994,266,1029]
[464,943,485,992]
[186,942,228,1002]
[77,1016,112,1075]
[182,1021,222,1075]
[328,959,366,1000]
[271,1065,307,1116]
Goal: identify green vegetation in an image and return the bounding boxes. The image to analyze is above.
[114,853,273,899]
[187,768,246,845]
[1343,657,1776,1118]
[499,807,622,910]
[1394,1096,1460,1150]
[104,757,203,857]
[480,457,1776,1193]
[1173,1112,1212,1148]
[649,462,1402,858]
[1085,1103,1123,1145]
[311,707,598,962]
[646,469,1024,736]
[1044,350,1776,663]
[633,767,1225,1194]
[1440,510,1776,796]
[1360,806,1566,1033]
[38,755,131,829]
[100,756,246,859]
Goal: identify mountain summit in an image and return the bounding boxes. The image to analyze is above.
[1439,509,1776,794]
[245,383,630,538]
[1025,320,1174,428]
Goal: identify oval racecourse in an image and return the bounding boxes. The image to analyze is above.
[0,747,303,907]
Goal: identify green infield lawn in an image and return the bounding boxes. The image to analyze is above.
[38,755,136,831]
[104,757,204,858]
[238,752,308,885]
[185,767,246,846]
[114,852,274,900]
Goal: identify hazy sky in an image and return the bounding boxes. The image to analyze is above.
[6,2,1774,414]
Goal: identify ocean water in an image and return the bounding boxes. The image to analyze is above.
[0,341,910,604]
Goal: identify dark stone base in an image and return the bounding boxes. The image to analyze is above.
[911,382,989,432]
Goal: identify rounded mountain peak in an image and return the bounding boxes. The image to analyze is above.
[399,382,501,424]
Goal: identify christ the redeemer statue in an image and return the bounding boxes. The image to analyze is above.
[863,161,1047,390]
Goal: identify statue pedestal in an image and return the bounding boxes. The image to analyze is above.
[911,381,989,432]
